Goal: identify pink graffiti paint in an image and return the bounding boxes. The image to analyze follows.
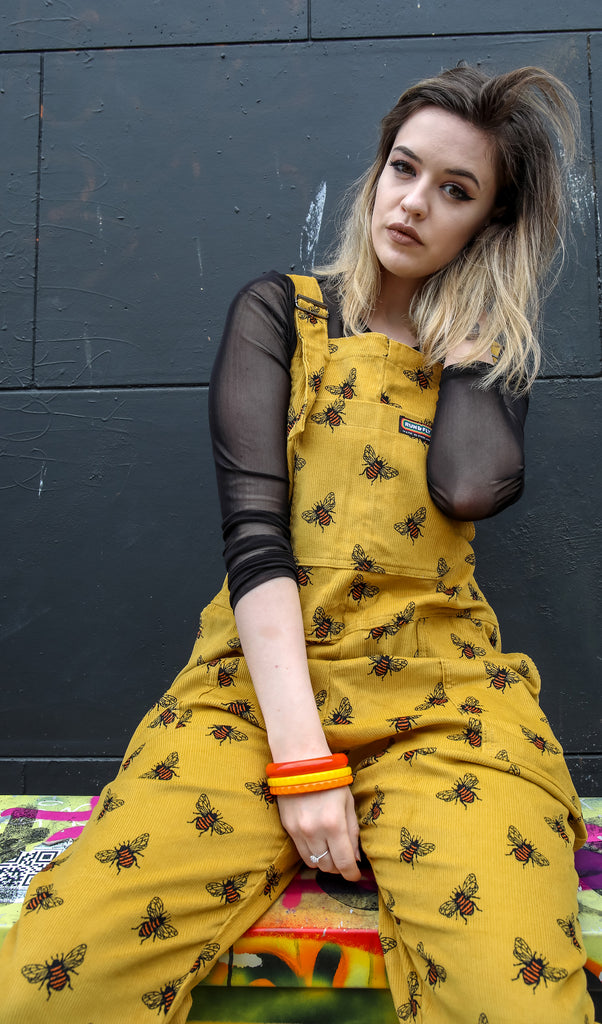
[1,797,99,843]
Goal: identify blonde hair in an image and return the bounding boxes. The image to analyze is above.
[318,65,579,392]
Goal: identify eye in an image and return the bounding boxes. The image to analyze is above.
[442,183,473,202]
[389,159,415,176]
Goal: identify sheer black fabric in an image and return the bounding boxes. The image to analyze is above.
[209,272,528,608]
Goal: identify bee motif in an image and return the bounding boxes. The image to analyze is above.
[436,772,481,808]
[140,751,180,780]
[468,582,483,601]
[351,544,385,574]
[489,625,499,648]
[447,717,482,748]
[484,661,521,692]
[401,746,436,765]
[148,693,179,729]
[196,613,204,639]
[348,573,380,603]
[311,399,346,431]
[403,367,434,390]
[361,785,385,825]
[436,557,450,577]
[207,724,248,745]
[96,788,124,820]
[379,935,397,953]
[360,444,399,483]
[495,749,521,775]
[439,873,481,923]
[134,896,178,944]
[263,864,282,897]
[221,699,259,725]
[24,884,64,915]
[399,827,436,868]
[391,603,416,629]
[368,654,408,678]
[394,506,427,543]
[520,726,560,755]
[294,452,306,473]
[512,936,567,991]
[545,814,570,844]
[356,749,388,771]
[206,873,249,904]
[397,970,420,1020]
[175,708,192,729]
[121,743,144,771]
[465,552,476,566]
[415,682,448,710]
[557,913,581,949]
[310,606,345,640]
[190,943,221,974]
[507,825,549,867]
[214,659,239,688]
[142,975,188,1014]
[380,391,401,407]
[298,302,326,325]
[302,491,336,531]
[295,559,314,587]
[188,794,233,836]
[388,714,421,733]
[95,832,150,873]
[323,696,354,725]
[436,580,462,600]
[450,634,486,659]
[287,402,306,435]
[21,944,87,1000]
[479,1016,489,1024]
[365,622,395,642]
[245,779,277,807]
[314,689,327,710]
[307,366,325,392]
[457,695,486,716]
[417,940,447,987]
[325,367,357,399]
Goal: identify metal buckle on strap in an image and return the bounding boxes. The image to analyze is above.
[294,294,329,320]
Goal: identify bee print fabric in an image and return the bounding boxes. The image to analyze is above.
[0,275,594,1023]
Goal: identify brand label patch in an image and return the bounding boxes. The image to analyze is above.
[399,417,432,443]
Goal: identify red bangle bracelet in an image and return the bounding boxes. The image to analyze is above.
[266,753,348,778]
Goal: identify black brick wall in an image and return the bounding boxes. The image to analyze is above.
[1,3,601,794]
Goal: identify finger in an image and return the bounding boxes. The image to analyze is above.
[345,789,361,861]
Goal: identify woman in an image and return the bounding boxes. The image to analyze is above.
[1,65,595,1023]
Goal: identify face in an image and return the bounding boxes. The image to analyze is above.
[371,107,498,294]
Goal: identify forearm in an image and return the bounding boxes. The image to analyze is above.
[234,576,330,762]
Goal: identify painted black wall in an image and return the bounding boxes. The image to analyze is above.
[1,3,601,795]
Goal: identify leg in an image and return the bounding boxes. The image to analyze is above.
[354,683,595,1023]
[0,661,300,1024]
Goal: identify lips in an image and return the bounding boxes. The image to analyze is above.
[386,222,423,244]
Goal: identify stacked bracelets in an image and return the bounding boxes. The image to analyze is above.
[266,753,352,796]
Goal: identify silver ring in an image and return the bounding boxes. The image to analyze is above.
[309,850,329,864]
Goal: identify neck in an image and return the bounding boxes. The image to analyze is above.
[368,272,423,348]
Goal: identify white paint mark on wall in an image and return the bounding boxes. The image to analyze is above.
[566,167,594,233]
[220,952,262,968]
[38,463,47,498]
[194,237,203,277]
[83,324,92,372]
[300,180,327,271]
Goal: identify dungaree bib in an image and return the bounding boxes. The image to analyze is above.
[0,275,593,1024]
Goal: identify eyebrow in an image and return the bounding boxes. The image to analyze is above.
[392,145,481,189]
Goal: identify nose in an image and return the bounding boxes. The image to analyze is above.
[400,182,427,218]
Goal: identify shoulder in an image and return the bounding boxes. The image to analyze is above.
[229,270,295,318]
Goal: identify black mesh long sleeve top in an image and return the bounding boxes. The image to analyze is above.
[209,272,528,609]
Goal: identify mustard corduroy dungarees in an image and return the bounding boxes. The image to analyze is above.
[0,275,594,1024]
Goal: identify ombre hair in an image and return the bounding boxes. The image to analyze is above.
[318,65,579,392]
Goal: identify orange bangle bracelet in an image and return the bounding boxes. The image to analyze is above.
[266,753,348,778]
[269,776,352,796]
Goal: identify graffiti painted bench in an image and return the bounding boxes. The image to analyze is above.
[1,795,601,1023]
